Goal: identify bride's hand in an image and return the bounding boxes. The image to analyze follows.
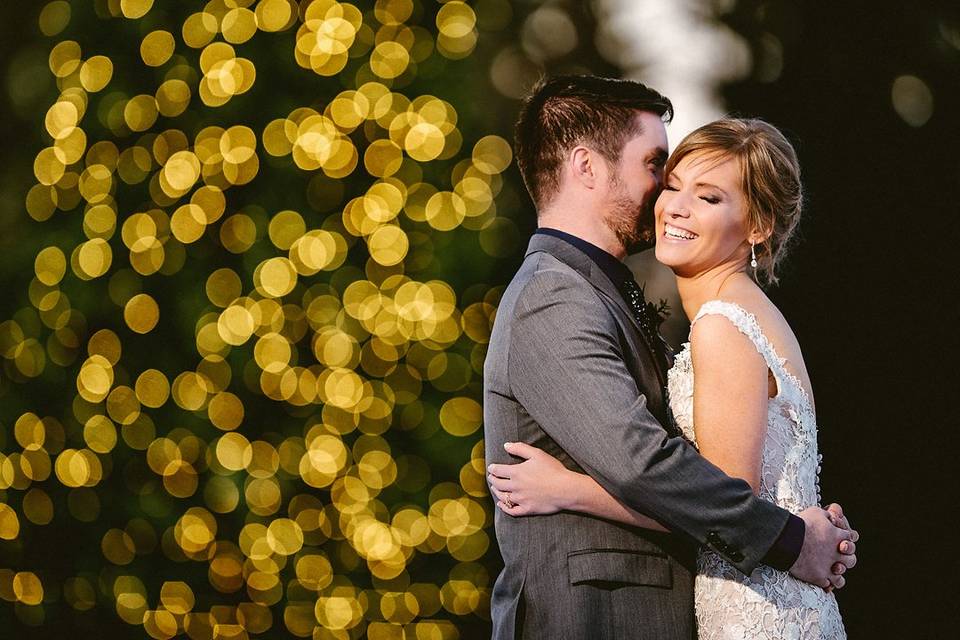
[487,442,577,516]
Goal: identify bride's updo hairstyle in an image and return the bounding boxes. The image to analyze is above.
[664,118,802,286]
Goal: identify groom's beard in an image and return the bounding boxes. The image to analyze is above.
[604,192,656,254]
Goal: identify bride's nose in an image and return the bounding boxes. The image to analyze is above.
[665,202,691,219]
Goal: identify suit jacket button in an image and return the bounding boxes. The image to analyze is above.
[728,551,744,563]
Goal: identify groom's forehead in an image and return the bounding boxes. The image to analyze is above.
[635,111,668,140]
[625,113,669,154]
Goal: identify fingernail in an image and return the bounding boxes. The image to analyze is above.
[503,442,513,449]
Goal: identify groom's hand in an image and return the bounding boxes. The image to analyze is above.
[790,506,858,591]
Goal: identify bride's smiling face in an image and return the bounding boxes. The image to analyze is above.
[654,151,752,277]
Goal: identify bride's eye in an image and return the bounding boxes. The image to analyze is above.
[663,183,679,191]
[700,195,721,204]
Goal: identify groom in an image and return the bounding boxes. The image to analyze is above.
[483,75,857,639]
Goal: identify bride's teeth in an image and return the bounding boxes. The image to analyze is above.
[665,224,696,240]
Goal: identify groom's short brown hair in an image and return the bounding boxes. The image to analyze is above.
[515,75,673,210]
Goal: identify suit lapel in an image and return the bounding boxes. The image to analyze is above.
[524,235,667,391]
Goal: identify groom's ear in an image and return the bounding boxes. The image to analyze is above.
[570,146,600,189]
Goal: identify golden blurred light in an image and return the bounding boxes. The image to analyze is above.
[208,391,245,431]
[84,414,118,453]
[257,0,296,33]
[39,1,71,37]
[49,39,81,76]
[162,149,201,193]
[141,30,175,66]
[77,354,114,402]
[171,371,208,410]
[439,397,483,436]
[160,581,195,615]
[135,368,170,407]
[182,12,218,49]
[34,147,65,186]
[174,506,217,555]
[74,237,113,278]
[45,101,78,139]
[13,572,44,606]
[120,0,154,20]
[257,257,298,298]
[267,518,305,556]
[34,246,67,286]
[220,213,258,253]
[0,504,20,540]
[216,432,253,472]
[102,528,137,565]
[124,94,159,132]
[79,55,114,92]
[107,385,141,425]
[124,293,160,333]
[370,42,410,79]
[156,79,192,118]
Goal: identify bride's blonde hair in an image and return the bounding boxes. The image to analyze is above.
[664,118,802,286]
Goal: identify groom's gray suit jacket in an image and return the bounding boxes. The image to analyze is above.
[484,234,792,639]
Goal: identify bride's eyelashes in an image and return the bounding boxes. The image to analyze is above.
[661,183,721,204]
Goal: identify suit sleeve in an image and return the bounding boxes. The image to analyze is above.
[507,268,791,574]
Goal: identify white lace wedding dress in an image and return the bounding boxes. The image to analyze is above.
[667,300,846,639]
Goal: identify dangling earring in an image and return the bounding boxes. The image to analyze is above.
[750,242,758,269]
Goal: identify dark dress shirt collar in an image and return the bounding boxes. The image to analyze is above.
[534,228,637,294]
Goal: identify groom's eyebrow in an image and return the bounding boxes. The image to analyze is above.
[649,148,668,165]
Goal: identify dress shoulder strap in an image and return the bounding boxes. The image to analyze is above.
[691,300,783,374]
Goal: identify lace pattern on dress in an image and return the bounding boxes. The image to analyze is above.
[666,300,845,639]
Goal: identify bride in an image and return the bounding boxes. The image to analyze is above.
[487,118,847,638]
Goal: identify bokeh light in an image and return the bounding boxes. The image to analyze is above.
[1,0,517,636]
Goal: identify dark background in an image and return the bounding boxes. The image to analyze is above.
[2,1,958,637]
[482,1,960,635]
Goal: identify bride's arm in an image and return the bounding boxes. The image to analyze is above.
[485,313,769,530]
[689,314,771,493]
[487,441,668,531]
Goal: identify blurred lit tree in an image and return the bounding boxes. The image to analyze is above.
[0,1,531,637]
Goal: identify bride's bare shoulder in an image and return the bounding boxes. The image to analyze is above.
[713,279,791,337]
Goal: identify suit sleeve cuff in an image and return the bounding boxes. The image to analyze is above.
[762,513,805,571]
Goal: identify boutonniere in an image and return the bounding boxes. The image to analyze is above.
[640,284,670,329]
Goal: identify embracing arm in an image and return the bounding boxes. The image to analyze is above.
[488,441,668,531]
[502,268,789,573]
